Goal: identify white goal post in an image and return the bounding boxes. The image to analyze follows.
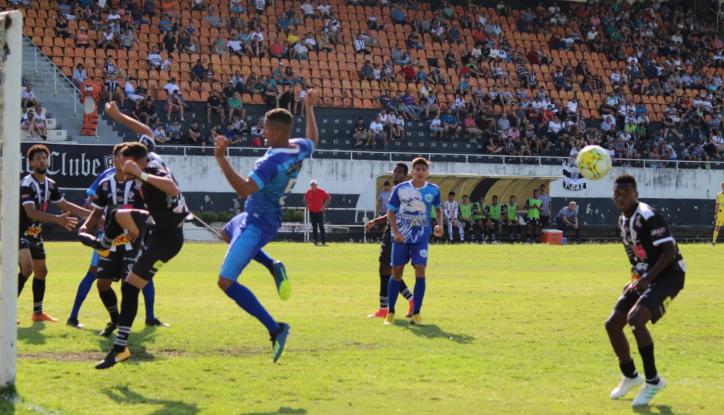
[0,10,23,391]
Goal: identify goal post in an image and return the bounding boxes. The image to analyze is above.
[0,10,23,391]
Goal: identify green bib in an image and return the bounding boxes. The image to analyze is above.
[527,198,542,219]
[471,202,485,220]
[489,203,501,220]
[506,203,518,220]
[460,203,473,220]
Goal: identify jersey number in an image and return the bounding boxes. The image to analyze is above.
[278,161,303,206]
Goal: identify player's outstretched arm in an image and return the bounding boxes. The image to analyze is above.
[80,207,103,234]
[105,101,154,139]
[57,199,91,219]
[305,89,319,147]
[213,136,259,198]
[122,159,180,197]
[23,204,78,231]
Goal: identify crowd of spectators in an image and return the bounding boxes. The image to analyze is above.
[21,83,49,140]
[22,0,722,160]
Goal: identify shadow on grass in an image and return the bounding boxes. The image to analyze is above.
[633,405,679,415]
[17,322,47,345]
[96,326,159,362]
[241,408,308,415]
[103,385,199,415]
[394,321,475,344]
[0,386,17,415]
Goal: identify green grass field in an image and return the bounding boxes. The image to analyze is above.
[2,242,723,415]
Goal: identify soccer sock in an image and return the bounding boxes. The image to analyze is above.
[253,249,275,274]
[18,273,28,296]
[225,281,280,336]
[99,288,120,323]
[32,278,46,314]
[714,228,720,244]
[619,359,639,379]
[413,278,426,314]
[387,278,401,313]
[142,280,156,321]
[69,271,97,320]
[399,279,413,300]
[638,343,659,384]
[379,273,390,309]
[114,281,140,348]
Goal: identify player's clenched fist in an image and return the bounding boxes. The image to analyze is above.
[214,135,229,158]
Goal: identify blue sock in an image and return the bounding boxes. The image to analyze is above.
[413,278,426,314]
[225,281,280,336]
[69,272,96,320]
[253,249,275,274]
[387,278,401,314]
[142,280,156,321]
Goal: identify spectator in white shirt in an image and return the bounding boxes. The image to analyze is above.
[600,115,616,132]
[148,49,162,70]
[163,78,180,96]
[367,116,386,147]
[124,79,144,102]
[318,3,331,18]
[430,115,444,139]
[21,84,37,109]
[301,1,315,17]
[153,123,169,144]
[442,191,464,242]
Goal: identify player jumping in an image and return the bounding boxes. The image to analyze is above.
[605,174,686,406]
[713,181,723,245]
[19,144,89,323]
[364,162,414,319]
[385,157,443,326]
[212,89,319,363]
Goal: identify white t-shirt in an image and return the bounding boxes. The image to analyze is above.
[301,2,314,15]
[566,100,578,113]
[430,118,442,129]
[255,0,265,10]
[294,43,308,55]
[228,39,242,52]
[148,53,162,66]
[318,4,330,15]
[548,120,563,134]
[21,89,35,101]
[163,82,180,95]
[369,121,383,134]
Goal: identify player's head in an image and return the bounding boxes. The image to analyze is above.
[463,195,469,202]
[27,144,50,175]
[263,108,293,147]
[539,183,546,193]
[448,191,455,201]
[492,195,498,203]
[138,134,156,152]
[569,201,577,210]
[310,179,318,189]
[120,142,149,179]
[411,157,429,182]
[112,143,127,170]
[613,174,638,213]
[533,188,539,197]
[383,180,391,190]
[510,195,516,203]
[392,162,408,184]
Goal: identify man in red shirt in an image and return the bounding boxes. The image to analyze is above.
[304,179,331,245]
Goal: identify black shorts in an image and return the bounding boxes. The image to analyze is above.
[132,226,184,280]
[19,236,46,260]
[489,219,501,226]
[527,218,540,226]
[97,250,136,282]
[614,272,685,324]
[379,227,392,265]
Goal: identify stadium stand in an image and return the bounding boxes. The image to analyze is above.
[8,0,724,163]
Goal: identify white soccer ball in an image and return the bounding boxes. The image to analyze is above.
[576,145,612,181]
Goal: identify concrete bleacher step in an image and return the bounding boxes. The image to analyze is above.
[46,129,68,141]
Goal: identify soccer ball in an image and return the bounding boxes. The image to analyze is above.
[576,145,612,181]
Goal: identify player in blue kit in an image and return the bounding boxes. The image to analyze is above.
[385,157,443,326]
[213,89,319,363]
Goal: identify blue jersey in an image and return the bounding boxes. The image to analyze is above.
[87,167,116,196]
[387,180,441,243]
[246,138,315,232]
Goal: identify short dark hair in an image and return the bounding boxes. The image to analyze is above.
[394,162,408,175]
[112,143,127,156]
[493,195,498,199]
[412,157,429,168]
[383,181,391,186]
[614,174,637,189]
[27,144,49,161]
[463,194,469,198]
[448,191,455,196]
[121,142,149,160]
[265,108,294,126]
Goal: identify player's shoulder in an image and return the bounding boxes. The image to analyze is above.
[289,137,315,154]
[635,202,657,220]
[20,174,34,186]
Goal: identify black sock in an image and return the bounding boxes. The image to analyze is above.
[379,273,390,308]
[399,279,413,300]
[99,288,120,323]
[639,343,659,384]
[32,278,45,314]
[114,282,141,348]
[18,273,28,296]
[619,359,639,379]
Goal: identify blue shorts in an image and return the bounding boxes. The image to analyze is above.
[220,213,277,281]
[391,240,429,267]
[223,213,246,242]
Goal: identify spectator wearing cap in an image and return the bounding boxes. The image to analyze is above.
[555,201,580,242]
[304,180,331,246]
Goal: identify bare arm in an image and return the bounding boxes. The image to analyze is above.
[642,242,677,283]
[214,136,259,198]
[122,160,180,197]
[323,193,331,210]
[80,208,103,233]
[387,210,400,240]
[105,101,154,138]
[23,204,78,231]
[56,199,91,219]
[305,89,319,147]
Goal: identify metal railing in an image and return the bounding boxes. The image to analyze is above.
[23,35,79,116]
[300,207,375,243]
[150,143,724,170]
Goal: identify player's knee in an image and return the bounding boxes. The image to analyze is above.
[626,310,646,328]
[33,267,48,279]
[605,316,621,333]
[217,277,233,291]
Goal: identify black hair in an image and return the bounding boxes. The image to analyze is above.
[121,142,149,160]
[265,108,294,126]
[383,181,391,186]
[394,162,409,175]
[27,144,49,161]
[112,143,127,156]
[614,174,637,189]
[449,191,456,196]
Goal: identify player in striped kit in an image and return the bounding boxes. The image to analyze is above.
[442,191,464,243]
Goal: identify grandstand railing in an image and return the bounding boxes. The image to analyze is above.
[23,35,79,117]
[152,144,724,170]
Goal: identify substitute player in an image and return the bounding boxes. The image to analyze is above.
[19,144,89,323]
[525,189,542,242]
[605,174,686,406]
[713,181,724,245]
[442,191,464,243]
[385,157,443,326]
[365,163,414,319]
[212,89,319,363]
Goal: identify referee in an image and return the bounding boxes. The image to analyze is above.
[304,179,331,245]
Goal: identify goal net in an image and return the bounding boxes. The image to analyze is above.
[0,10,23,391]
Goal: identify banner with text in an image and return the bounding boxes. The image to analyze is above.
[20,143,114,189]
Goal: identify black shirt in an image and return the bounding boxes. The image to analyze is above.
[19,174,64,238]
[619,202,684,277]
[141,160,189,230]
[92,175,145,251]
[207,95,221,107]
